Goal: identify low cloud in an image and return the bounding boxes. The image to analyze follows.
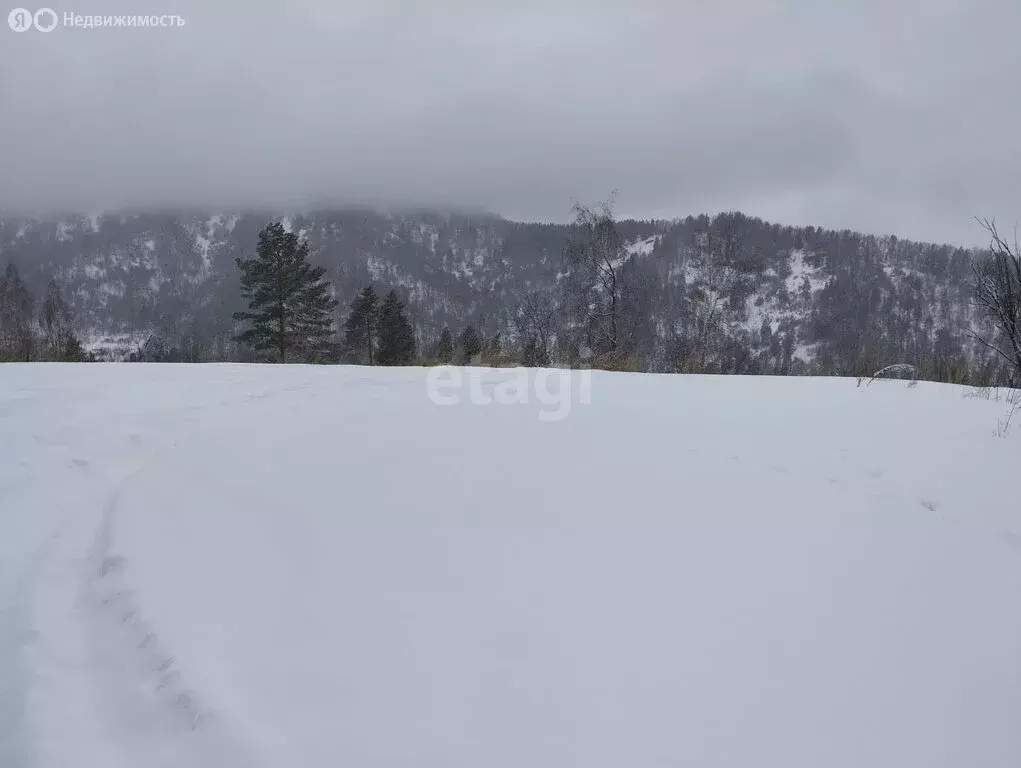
[1,0,1018,246]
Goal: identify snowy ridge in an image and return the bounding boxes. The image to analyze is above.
[0,210,996,370]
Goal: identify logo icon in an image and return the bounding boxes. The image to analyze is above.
[33,7,56,31]
[8,6,57,31]
[8,7,32,30]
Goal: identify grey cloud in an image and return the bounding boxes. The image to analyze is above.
[0,0,1018,246]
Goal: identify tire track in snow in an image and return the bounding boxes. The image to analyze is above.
[2,447,105,768]
[73,433,271,768]
[23,378,304,768]
[22,371,360,767]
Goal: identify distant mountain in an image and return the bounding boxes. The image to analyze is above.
[0,208,1006,380]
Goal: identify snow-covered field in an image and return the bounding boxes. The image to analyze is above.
[2,364,1020,768]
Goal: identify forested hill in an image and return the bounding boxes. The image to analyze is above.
[0,208,1005,381]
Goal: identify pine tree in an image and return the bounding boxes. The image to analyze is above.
[62,335,90,362]
[459,324,481,364]
[233,222,338,362]
[437,326,454,363]
[343,285,379,365]
[376,290,417,365]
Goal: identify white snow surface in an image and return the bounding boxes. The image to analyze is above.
[785,249,829,296]
[2,364,1021,768]
[626,236,659,257]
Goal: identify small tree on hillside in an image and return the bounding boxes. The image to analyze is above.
[376,290,416,365]
[343,285,380,365]
[971,218,1021,385]
[233,222,337,362]
[437,326,454,363]
[459,323,482,364]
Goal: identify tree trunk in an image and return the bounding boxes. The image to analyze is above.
[366,317,373,365]
[279,315,286,363]
[610,293,618,353]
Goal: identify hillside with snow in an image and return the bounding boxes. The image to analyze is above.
[0,210,1000,377]
[2,364,1020,768]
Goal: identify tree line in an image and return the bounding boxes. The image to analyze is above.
[210,211,1021,387]
[227,220,544,367]
[0,263,91,362]
[3,209,1019,389]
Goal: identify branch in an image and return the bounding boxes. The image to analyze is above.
[967,329,1018,368]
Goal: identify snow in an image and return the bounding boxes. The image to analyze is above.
[83,332,149,360]
[98,281,126,298]
[793,341,818,362]
[626,235,658,257]
[884,264,923,280]
[193,232,212,276]
[668,261,698,284]
[365,253,386,281]
[602,236,659,273]
[3,364,1021,768]
[744,294,771,331]
[786,248,829,294]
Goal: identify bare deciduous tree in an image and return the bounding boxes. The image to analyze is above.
[0,263,36,362]
[39,280,79,360]
[515,288,560,366]
[970,218,1021,385]
[562,196,648,362]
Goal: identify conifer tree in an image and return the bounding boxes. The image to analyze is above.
[459,323,481,364]
[437,326,454,363]
[343,285,379,364]
[376,289,416,365]
[233,222,338,362]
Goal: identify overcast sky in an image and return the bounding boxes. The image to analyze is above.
[1,0,1018,246]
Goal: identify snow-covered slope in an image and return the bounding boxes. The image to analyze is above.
[3,365,1020,768]
[0,210,992,373]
